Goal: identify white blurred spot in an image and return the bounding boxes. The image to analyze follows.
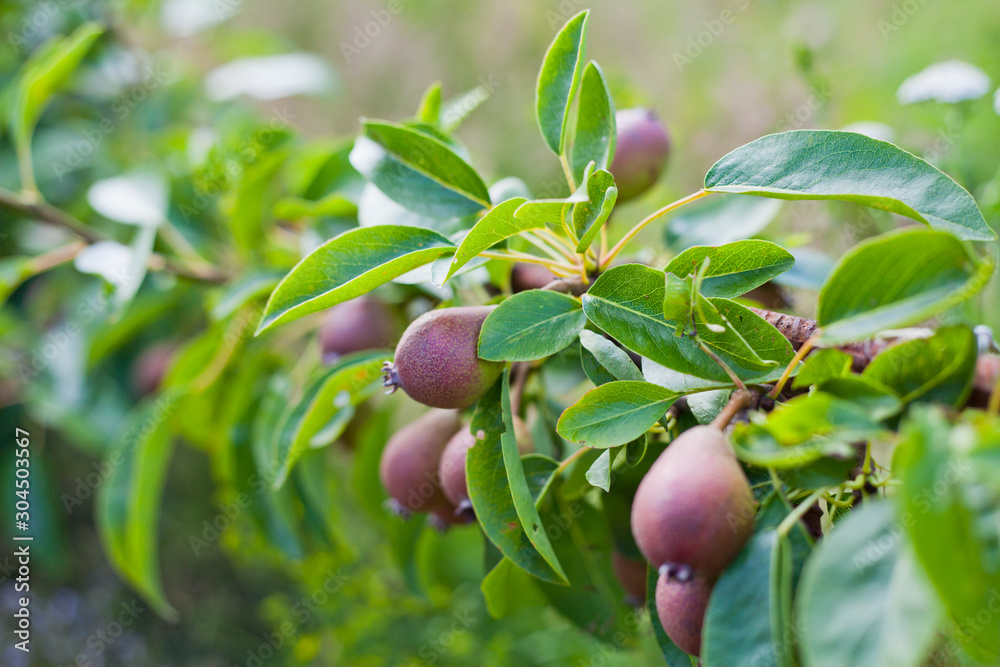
[74,241,132,287]
[187,127,219,165]
[205,53,333,101]
[897,60,991,105]
[161,0,239,38]
[87,173,167,227]
[840,121,896,143]
[995,87,1000,116]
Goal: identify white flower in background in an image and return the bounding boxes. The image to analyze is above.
[161,0,239,38]
[897,60,991,104]
[205,53,334,101]
[78,47,150,97]
[840,121,896,143]
[87,173,168,227]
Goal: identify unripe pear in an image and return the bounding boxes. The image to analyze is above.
[611,551,648,605]
[510,263,555,292]
[609,108,671,202]
[379,409,462,519]
[319,296,396,362]
[383,306,504,409]
[631,425,754,578]
[655,572,714,657]
[439,417,534,520]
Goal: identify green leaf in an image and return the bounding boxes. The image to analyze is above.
[271,193,358,220]
[705,130,995,241]
[578,329,645,383]
[817,376,902,421]
[571,169,617,252]
[797,501,941,667]
[570,61,616,184]
[894,408,1000,662]
[583,265,793,383]
[792,349,853,390]
[11,22,104,156]
[270,352,387,488]
[96,391,181,620]
[350,124,488,218]
[257,225,454,333]
[467,374,568,584]
[862,325,978,407]
[207,269,285,321]
[585,449,612,491]
[478,290,586,361]
[816,229,992,345]
[535,10,590,155]
[665,195,783,251]
[444,197,530,281]
[664,240,795,298]
[557,381,679,447]
[513,172,591,231]
[415,81,442,125]
[662,272,695,329]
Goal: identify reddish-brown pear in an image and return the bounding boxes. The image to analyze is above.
[379,409,461,519]
[609,108,671,202]
[631,425,754,578]
[655,572,714,657]
[319,296,396,362]
[384,306,503,409]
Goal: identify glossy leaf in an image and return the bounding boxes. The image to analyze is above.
[270,352,387,488]
[705,130,995,241]
[862,325,978,407]
[478,290,585,361]
[570,61,616,184]
[415,81,442,125]
[444,197,530,281]
[816,229,992,345]
[664,240,795,298]
[571,169,617,252]
[578,329,645,383]
[585,449,612,491]
[467,374,568,584]
[557,381,679,447]
[535,10,589,155]
[793,349,853,390]
[257,225,454,333]
[583,265,793,382]
[797,501,941,667]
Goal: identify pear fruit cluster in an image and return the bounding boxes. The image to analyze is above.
[383,306,503,409]
[609,108,672,202]
[378,408,467,529]
[631,423,754,656]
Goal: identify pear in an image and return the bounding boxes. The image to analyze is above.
[611,551,648,605]
[655,571,714,657]
[631,425,754,578]
[319,296,396,362]
[379,409,461,520]
[609,108,671,202]
[384,306,503,409]
[439,417,534,520]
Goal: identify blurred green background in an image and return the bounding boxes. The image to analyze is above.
[1,0,999,664]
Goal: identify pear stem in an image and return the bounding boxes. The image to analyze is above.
[711,389,752,431]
